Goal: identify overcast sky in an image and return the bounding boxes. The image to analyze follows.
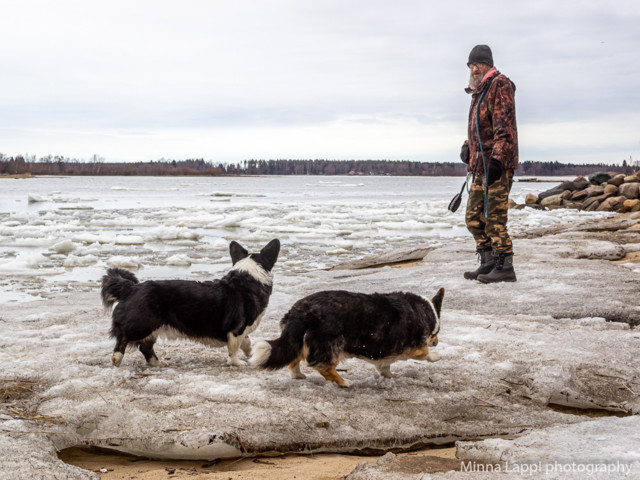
[2,0,639,165]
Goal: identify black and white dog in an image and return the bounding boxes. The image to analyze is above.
[251,287,443,387]
[101,239,280,367]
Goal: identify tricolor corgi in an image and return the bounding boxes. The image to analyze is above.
[251,287,443,387]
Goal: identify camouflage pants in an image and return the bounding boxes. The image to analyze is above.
[465,168,514,254]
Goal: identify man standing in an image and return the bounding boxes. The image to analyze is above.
[460,45,518,283]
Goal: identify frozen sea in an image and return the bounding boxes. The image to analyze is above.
[3,174,640,479]
[0,174,597,303]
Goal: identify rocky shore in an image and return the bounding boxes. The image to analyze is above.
[514,171,640,213]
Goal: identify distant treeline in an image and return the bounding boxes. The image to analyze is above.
[0,154,636,177]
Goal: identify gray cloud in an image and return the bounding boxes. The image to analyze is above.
[1,0,639,163]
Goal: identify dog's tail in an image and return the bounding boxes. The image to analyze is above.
[101,267,139,311]
[250,317,308,370]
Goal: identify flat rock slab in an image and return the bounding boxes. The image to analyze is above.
[330,247,433,270]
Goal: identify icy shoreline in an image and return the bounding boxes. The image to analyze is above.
[2,214,640,479]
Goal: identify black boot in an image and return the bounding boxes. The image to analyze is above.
[464,248,496,280]
[477,253,517,283]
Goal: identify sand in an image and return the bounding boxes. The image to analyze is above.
[60,446,460,479]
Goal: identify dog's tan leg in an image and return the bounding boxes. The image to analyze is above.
[409,346,430,360]
[111,338,128,367]
[240,336,252,358]
[316,365,352,388]
[289,357,307,380]
[227,333,248,366]
[375,362,394,378]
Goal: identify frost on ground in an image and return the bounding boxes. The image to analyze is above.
[1,214,640,479]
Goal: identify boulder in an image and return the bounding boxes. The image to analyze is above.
[571,176,590,190]
[596,196,626,212]
[525,193,539,205]
[608,174,625,187]
[588,172,612,185]
[562,201,582,210]
[584,185,605,197]
[561,190,573,200]
[624,199,640,212]
[540,194,563,208]
[571,190,588,201]
[582,197,600,211]
[619,182,640,199]
[591,191,613,203]
[538,188,565,200]
[603,184,619,196]
[557,180,580,191]
[623,174,640,183]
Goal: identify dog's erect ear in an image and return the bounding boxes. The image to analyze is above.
[431,288,445,317]
[258,239,280,271]
[229,241,249,265]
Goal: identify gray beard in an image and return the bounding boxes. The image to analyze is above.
[469,72,481,89]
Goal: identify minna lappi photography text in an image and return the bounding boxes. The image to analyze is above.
[461,460,634,476]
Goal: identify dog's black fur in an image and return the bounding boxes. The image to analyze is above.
[101,239,280,367]
[251,287,443,387]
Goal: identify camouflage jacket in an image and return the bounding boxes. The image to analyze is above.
[465,69,519,174]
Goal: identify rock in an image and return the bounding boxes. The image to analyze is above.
[540,194,563,208]
[584,185,605,197]
[582,197,600,211]
[624,199,640,212]
[623,174,640,183]
[561,190,573,200]
[596,196,626,211]
[562,201,583,210]
[525,193,539,205]
[590,192,613,205]
[603,184,619,196]
[557,180,580,191]
[588,172,612,185]
[507,198,518,209]
[619,182,640,199]
[538,188,565,201]
[571,176,590,190]
[608,174,625,187]
[571,190,588,201]
[330,247,433,270]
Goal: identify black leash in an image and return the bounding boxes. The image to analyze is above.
[447,174,470,213]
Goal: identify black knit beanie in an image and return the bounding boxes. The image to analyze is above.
[467,45,493,67]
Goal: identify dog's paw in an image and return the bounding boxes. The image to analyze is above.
[147,358,164,367]
[111,352,123,367]
[290,370,307,380]
[227,357,248,367]
[338,379,353,388]
[376,365,395,378]
[426,352,441,362]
